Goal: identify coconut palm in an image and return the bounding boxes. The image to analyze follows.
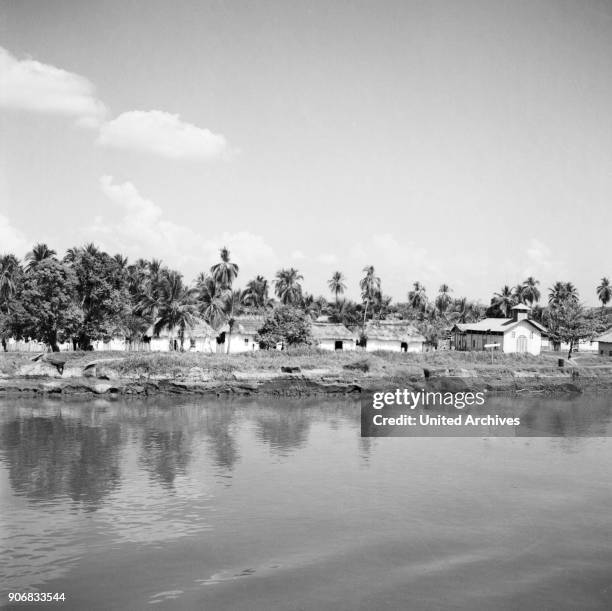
[196,274,229,331]
[0,254,21,307]
[241,275,272,310]
[435,284,452,314]
[521,276,541,305]
[274,268,304,305]
[328,271,346,304]
[359,265,381,324]
[549,281,579,307]
[512,283,525,304]
[210,247,239,289]
[151,271,198,351]
[25,243,56,271]
[113,254,128,269]
[491,285,515,317]
[597,277,611,311]
[408,281,427,311]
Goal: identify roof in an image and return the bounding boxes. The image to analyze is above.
[146,317,215,339]
[511,304,531,311]
[219,316,265,336]
[453,317,548,335]
[365,321,425,342]
[311,322,357,341]
[596,328,612,343]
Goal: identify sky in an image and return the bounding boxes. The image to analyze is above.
[1,0,611,305]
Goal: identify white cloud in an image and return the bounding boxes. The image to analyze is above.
[97,110,229,160]
[291,250,306,260]
[0,212,29,256]
[0,46,107,127]
[95,176,275,279]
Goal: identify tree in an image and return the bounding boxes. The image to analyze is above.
[327,299,361,327]
[328,271,346,304]
[512,283,525,304]
[256,306,312,349]
[435,284,452,314]
[25,243,57,272]
[597,277,611,311]
[274,268,304,305]
[10,259,82,351]
[196,274,229,331]
[359,266,380,324]
[151,271,198,351]
[521,277,541,306]
[241,275,273,311]
[543,300,603,359]
[408,282,428,312]
[490,285,516,318]
[68,247,132,349]
[210,247,239,289]
[548,281,579,307]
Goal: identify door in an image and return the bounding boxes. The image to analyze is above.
[517,336,528,353]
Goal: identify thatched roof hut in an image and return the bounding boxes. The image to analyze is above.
[363,321,425,352]
[311,322,357,341]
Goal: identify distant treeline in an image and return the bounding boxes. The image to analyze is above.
[0,243,609,352]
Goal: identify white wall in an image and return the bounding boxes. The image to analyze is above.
[317,338,356,351]
[502,321,542,355]
[364,338,423,353]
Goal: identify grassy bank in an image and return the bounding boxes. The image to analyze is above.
[1,349,611,397]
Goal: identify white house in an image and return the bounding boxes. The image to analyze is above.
[144,318,216,352]
[311,322,357,351]
[362,321,425,353]
[596,329,612,356]
[215,316,264,353]
[452,304,547,355]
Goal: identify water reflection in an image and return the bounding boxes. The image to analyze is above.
[1,394,611,608]
[0,415,123,510]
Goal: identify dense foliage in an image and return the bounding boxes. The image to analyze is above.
[0,242,609,353]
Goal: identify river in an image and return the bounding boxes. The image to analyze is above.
[1,395,611,610]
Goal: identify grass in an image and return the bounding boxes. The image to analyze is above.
[1,348,609,380]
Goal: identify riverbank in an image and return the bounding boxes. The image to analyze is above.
[1,350,612,397]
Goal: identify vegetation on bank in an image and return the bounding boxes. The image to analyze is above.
[2,348,609,380]
[0,242,610,355]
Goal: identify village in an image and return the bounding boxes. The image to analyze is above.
[1,243,610,361]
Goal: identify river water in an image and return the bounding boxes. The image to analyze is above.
[1,395,611,610]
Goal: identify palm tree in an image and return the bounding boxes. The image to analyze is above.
[521,276,541,306]
[113,254,128,269]
[195,274,229,331]
[359,265,380,324]
[328,271,346,304]
[210,247,239,289]
[597,277,611,311]
[491,285,515,317]
[549,281,579,307]
[0,254,21,307]
[408,281,427,311]
[25,243,56,271]
[435,284,452,314]
[241,275,272,310]
[151,271,198,351]
[274,268,304,305]
[512,283,525,304]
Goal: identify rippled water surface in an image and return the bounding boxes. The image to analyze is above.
[1,395,612,610]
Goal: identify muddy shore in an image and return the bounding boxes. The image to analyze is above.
[1,353,611,398]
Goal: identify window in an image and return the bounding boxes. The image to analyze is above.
[190,338,196,348]
[530,332,534,339]
[244,338,249,344]
[511,332,515,338]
